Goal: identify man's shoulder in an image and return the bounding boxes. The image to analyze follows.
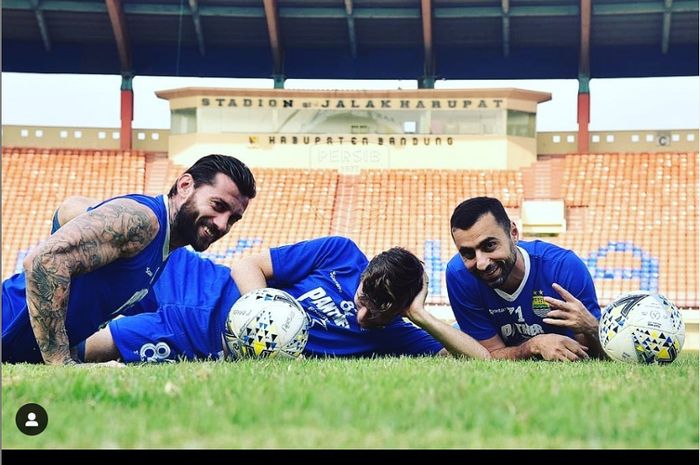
[446,253,463,272]
[522,240,588,284]
[92,194,163,219]
[446,253,474,278]
[320,235,360,249]
[521,240,578,262]
[302,236,363,259]
[272,236,366,273]
[115,194,163,212]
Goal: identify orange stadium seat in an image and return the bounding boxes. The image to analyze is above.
[2,147,146,279]
[547,151,698,308]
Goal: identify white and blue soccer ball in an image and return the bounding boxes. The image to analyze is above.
[224,288,309,359]
[599,291,685,364]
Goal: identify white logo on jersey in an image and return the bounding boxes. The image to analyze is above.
[145,267,153,277]
[297,286,350,329]
[329,271,343,293]
[139,342,173,363]
[500,322,544,340]
[489,305,524,322]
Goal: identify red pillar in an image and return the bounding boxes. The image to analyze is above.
[577,91,590,153]
[120,74,133,151]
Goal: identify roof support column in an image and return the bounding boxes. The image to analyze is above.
[661,0,673,54]
[577,0,591,153]
[577,79,590,153]
[188,0,206,56]
[419,0,435,89]
[120,74,134,151]
[273,74,285,89]
[28,0,52,52]
[263,0,285,88]
[344,0,357,58]
[105,0,132,72]
[501,0,510,57]
[106,0,134,150]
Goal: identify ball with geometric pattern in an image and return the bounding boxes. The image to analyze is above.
[224,288,310,359]
[599,291,685,364]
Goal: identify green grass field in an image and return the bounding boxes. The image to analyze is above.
[2,353,698,449]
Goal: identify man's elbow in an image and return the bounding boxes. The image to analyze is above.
[22,247,66,281]
[22,248,41,275]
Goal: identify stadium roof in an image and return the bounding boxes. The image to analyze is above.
[3,0,698,84]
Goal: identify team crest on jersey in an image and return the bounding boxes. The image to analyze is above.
[532,290,551,318]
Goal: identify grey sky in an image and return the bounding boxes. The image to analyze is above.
[2,73,698,132]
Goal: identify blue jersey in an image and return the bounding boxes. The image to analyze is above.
[270,236,442,357]
[446,240,600,346]
[109,236,443,362]
[110,245,240,362]
[2,194,171,363]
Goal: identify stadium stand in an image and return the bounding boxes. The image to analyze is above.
[1,147,145,279]
[2,147,697,311]
[350,169,523,305]
[552,152,698,308]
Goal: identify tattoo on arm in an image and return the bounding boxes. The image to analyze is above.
[24,200,158,364]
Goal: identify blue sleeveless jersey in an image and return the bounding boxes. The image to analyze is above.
[446,240,601,346]
[109,236,443,362]
[2,194,171,363]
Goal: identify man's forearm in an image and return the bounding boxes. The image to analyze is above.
[24,254,75,365]
[488,339,538,360]
[231,263,268,294]
[410,312,491,360]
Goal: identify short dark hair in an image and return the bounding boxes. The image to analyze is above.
[450,196,511,235]
[168,154,256,199]
[360,247,424,317]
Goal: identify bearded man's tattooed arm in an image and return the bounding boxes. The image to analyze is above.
[23,199,159,365]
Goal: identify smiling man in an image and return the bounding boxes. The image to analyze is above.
[2,154,255,365]
[446,196,604,361]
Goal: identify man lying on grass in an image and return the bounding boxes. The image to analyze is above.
[447,196,605,361]
[54,196,489,362]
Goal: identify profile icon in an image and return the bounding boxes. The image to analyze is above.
[25,412,39,427]
[15,403,48,435]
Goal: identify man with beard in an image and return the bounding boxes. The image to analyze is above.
[446,197,603,361]
[2,154,255,365]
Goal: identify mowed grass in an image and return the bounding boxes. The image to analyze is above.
[2,353,698,449]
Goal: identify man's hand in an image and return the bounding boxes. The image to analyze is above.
[402,272,430,324]
[542,283,599,336]
[530,333,590,361]
[402,274,490,360]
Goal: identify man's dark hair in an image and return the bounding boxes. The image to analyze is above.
[168,154,256,199]
[360,247,424,318]
[450,196,511,235]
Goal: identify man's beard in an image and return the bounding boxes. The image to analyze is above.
[473,242,518,289]
[172,198,221,251]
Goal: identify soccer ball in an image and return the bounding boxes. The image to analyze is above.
[224,288,310,359]
[599,291,685,364]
